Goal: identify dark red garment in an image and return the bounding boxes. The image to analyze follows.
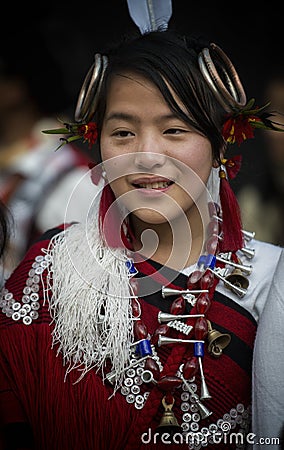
[0,226,257,450]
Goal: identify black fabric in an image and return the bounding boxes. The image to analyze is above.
[2,422,34,450]
[33,224,75,243]
[210,319,254,374]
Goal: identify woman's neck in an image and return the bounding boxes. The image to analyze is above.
[130,201,210,271]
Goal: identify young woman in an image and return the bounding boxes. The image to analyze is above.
[0,10,283,450]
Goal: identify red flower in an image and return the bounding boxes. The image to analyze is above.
[222,115,262,146]
[221,155,242,179]
[78,122,98,148]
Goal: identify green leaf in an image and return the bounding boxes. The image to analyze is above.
[243,98,256,111]
[42,128,70,135]
[65,135,82,143]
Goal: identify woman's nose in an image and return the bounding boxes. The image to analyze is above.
[134,151,166,170]
[134,137,166,170]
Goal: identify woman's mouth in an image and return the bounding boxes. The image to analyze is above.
[132,178,174,190]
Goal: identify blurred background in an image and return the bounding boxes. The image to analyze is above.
[0,1,283,279]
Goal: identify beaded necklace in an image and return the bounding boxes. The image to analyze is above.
[107,201,253,432]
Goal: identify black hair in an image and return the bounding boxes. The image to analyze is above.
[95,29,226,163]
[0,201,11,259]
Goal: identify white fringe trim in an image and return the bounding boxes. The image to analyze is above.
[43,202,135,389]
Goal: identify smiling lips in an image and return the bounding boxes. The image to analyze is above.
[132,177,173,190]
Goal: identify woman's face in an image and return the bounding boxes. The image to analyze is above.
[100,72,214,225]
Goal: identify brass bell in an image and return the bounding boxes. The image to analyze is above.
[156,396,181,432]
[207,321,231,357]
[225,268,249,290]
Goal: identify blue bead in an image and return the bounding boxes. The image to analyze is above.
[206,254,216,269]
[137,339,152,357]
[198,255,207,267]
[125,259,138,275]
[197,254,216,269]
[194,341,204,357]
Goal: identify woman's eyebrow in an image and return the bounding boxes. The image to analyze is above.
[105,112,179,123]
[105,112,139,123]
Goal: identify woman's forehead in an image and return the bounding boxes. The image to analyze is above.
[105,71,187,114]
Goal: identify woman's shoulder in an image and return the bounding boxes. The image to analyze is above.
[216,238,283,321]
[245,239,283,317]
[5,223,69,281]
[251,237,283,257]
[249,238,283,284]
[0,223,74,329]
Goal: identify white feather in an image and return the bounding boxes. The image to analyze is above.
[127,0,172,34]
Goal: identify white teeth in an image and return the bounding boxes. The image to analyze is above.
[138,181,170,189]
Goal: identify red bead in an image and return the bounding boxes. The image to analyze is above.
[183,356,198,379]
[157,375,183,392]
[130,278,139,297]
[187,270,202,288]
[196,293,211,314]
[205,235,219,254]
[151,324,169,345]
[200,270,214,289]
[170,296,185,315]
[134,319,148,339]
[194,317,208,340]
[208,201,220,218]
[131,298,140,318]
[145,357,160,380]
[207,219,219,236]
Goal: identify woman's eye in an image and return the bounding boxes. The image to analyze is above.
[113,130,134,137]
[164,128,187,135]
